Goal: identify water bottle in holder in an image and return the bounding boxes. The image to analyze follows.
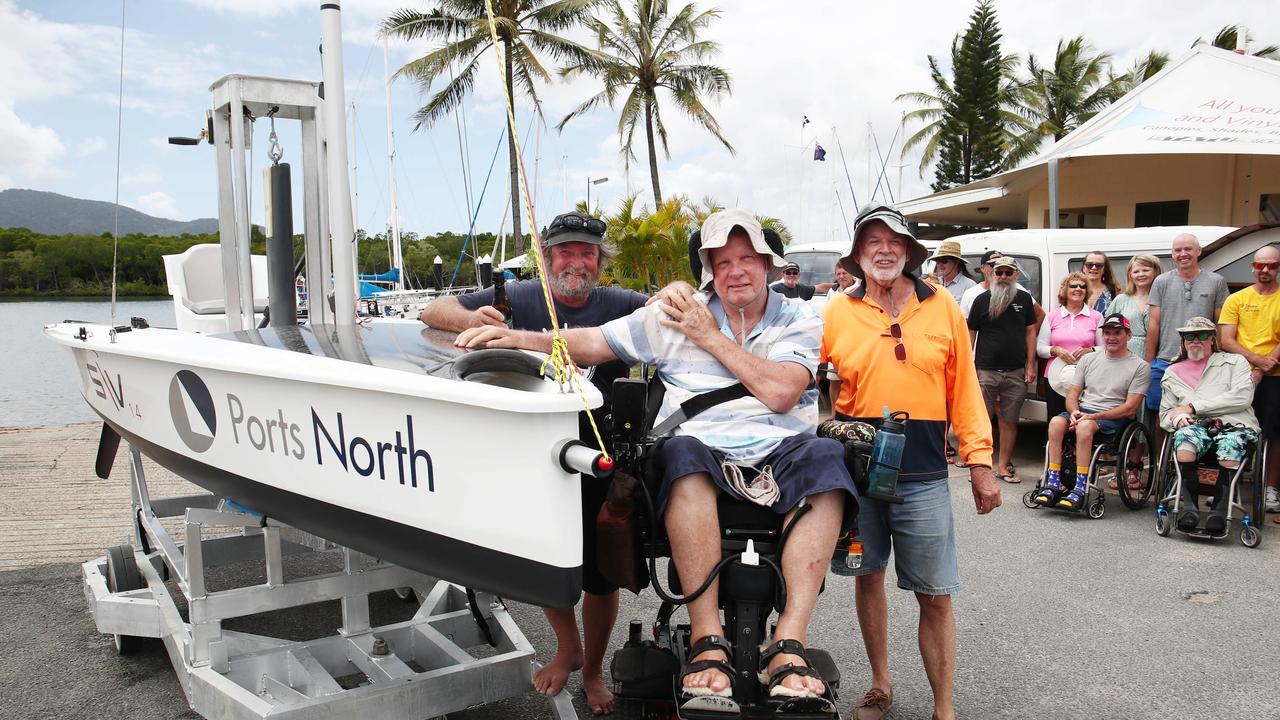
[866,406,908,504]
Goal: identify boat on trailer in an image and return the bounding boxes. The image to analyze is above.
[46,4,603,717]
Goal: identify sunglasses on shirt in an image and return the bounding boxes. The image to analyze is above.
[884,322,906,363]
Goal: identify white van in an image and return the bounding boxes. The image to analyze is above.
[930,224,1276,421]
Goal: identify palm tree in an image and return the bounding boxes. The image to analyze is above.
[1004,36,1129,166]
[557,0,734,206]
[1200,25,1279,59]
[382,1,599,256]
[1111,49,1169,95]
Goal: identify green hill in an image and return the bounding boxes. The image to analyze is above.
[0,189,218,236]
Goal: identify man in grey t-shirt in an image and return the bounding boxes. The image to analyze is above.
[1034,313,1150,510]
[1145,233,1229,412]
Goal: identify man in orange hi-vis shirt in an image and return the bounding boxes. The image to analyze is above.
[821,205,996,720]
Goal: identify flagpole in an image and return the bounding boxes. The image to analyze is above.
[799,116,809,242]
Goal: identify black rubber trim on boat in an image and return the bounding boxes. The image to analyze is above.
[104,418,584,608]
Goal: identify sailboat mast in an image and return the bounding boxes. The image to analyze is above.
[320,2,357,323]
[383,39,404,291]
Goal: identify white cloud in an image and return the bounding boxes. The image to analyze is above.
[135,191,180,218]
[0,99,66,181]
[76,137,106,157]
[122,166,163,185]
[0,174,12,190]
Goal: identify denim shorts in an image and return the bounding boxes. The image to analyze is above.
[829,478,960,595]
[1058,408,1128,436]
[1146,359,1170,411]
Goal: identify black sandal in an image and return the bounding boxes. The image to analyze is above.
[757,639,836,714]
[678,635,739,715]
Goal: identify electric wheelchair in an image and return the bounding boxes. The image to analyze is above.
[603,229,862,720]
[1022,417,1156,518]
[604,373,864,720]
[1153,423,1267,547]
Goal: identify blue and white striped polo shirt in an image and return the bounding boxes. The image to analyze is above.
[601,290,822,466]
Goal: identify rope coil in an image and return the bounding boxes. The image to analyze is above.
[480,0,609,461]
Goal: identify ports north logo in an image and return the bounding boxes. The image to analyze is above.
[169,370,217,453]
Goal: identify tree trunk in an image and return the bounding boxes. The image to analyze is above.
[645,99,662,206]
[504,39,523,256]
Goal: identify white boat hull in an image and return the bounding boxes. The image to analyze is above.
[46,319,602,608]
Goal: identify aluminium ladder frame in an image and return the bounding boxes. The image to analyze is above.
[81,444,577,719]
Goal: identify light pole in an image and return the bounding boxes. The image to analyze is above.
[587,176,608,210]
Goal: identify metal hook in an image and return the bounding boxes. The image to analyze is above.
[267,105,283,165]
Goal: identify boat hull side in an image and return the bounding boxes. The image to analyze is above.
[106,415,582,608]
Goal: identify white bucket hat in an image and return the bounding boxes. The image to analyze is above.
[696,209,785,290]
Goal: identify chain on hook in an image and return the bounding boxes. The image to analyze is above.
[267,106,283,165]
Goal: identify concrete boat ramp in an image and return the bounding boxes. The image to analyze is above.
[2,422,1278,719]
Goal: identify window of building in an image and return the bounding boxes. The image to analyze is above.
[1134,199,1189,227]
[1043,206,1107,229]
[1261,194,1279,223]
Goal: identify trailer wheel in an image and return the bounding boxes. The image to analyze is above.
[105,545,146,654]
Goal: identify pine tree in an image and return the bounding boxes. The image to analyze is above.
[901,0,1013,191]
[931,0,1006,190]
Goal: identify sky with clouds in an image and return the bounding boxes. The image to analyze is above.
[1,0,1275,247]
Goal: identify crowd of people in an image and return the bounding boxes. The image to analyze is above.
[424,204,1278,719]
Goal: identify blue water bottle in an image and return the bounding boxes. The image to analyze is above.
[866,406,907,504]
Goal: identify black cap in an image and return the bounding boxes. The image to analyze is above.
[980,250,1003,266]
[544,211,605,247]
[1100,313,1131,330]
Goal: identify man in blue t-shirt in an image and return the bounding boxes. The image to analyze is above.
[420,211,646,714]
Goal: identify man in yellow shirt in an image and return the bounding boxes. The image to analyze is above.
[1218,245,1280,517]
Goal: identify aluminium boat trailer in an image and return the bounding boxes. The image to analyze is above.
[85,443,578,720]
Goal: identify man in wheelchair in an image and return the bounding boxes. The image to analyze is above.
[1158,316,1260,534]
[456,209,859,717]
[1035,314,1151,509]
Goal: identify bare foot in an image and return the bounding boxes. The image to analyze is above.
[582,670,614,715]
[533,647,583,697]
[682,648,732,696]
[766,651,825,696]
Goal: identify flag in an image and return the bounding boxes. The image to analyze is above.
[802,115,810,127]
[813,143,826,161]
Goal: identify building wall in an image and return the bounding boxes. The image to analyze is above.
[1023,154,1280,229]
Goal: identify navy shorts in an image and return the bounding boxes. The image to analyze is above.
[1146,359,1170,411]
[657,434,859,531]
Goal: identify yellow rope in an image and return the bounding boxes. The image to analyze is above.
[480,0,610,461]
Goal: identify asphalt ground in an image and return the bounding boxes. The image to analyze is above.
[2,423,1279,719]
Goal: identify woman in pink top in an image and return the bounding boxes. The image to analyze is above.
[1037,272,1104,419]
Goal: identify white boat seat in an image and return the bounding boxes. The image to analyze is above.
[171,244,269,315]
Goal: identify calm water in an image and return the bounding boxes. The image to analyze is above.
[0,299,176,428]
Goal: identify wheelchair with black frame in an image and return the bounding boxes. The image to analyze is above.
[601,228,867,720]
[604,373,869,720]
[1153,418,1267,547]
[1022,415,1156,518]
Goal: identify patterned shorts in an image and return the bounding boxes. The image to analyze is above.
[1172,424,1258,464]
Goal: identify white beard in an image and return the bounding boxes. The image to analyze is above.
[988,280,1016,319]
[1186,345,1208,362]
[549,269,598,299]
[860,254,906,285]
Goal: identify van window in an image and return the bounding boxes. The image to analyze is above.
[785,251,840,286]
[1068,254,1171,293]
[962,253,1042,303]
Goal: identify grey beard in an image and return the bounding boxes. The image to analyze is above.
[988,281,1016,319]
[549,270,598,300]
